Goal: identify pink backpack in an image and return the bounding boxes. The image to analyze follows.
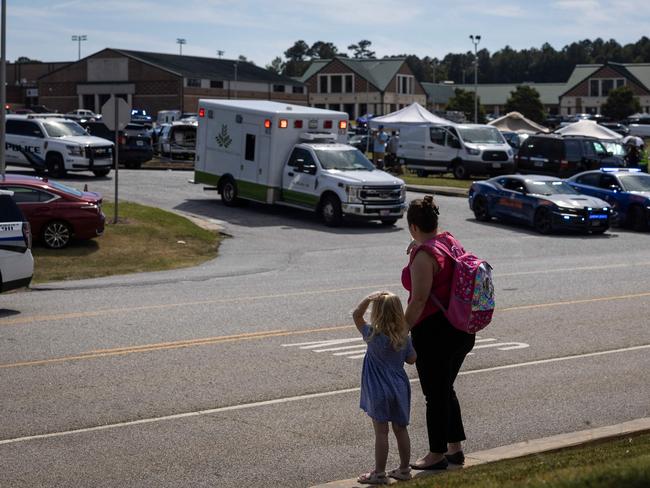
[428,239,495,334]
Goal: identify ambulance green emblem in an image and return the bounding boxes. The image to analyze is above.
[216,124,232,148]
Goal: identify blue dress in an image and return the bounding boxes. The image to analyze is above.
[359,324,414,426]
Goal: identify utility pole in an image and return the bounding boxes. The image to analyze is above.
[176,38,186,55]
[469,34,481,124]
[71,34,87,60]
[0,0,6,179]
[233,60,239,99]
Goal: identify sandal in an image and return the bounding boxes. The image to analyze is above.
[357,471,389,485]
[388,467,412,481]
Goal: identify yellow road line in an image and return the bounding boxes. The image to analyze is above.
[498,291,650,312]
[0,284,399,327]
[0,324,354,369]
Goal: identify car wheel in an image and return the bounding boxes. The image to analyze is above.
[452,162,468,179]
[381,218,398,226]
[320,195,343,227]
[630,205,648,231]
[46,153,67,178]
[92,169,110,177]
[533,208,553,234]
[220,177,239,207]
[473,195,491,221]
[43,220,72,249]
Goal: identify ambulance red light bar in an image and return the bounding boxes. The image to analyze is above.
[323,120,333,129]
[339,120,348,130]
[264,119,272,129]
[199,108,205,117]
[279,119,289,129]
[294,120,303,129]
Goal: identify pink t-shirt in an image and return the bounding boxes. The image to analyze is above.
[401,232,462,326]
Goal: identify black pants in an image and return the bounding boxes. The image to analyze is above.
[411,312,475,453]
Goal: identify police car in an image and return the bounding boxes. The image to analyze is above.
[4,114,114,178]
[0,189,34,293]
[567,168,650,231]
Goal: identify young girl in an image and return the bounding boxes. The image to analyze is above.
[353,292,417,485]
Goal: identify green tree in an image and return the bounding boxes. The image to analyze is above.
[283,40,311,77]
[266,57,284,74]
[601,86,642,120]
[348,40,375,59]
[504,85,545,123]
[446,88,485,123]
[309,41,339,59]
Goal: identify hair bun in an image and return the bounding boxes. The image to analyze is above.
[423,195,434,207]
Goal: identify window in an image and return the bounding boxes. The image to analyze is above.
[187,78,201,88]
[210,80,224,89]
[273,84,286,93]
[244,134,256,162]
[616,79,625,88]
[599,174,621,191]
[601,79,614,97]
[6,186,53,203]
[292,86,304,94]
[288,148,313,168]
[564,140,583,161]
[318,74,354,93]
[575,173,601,187]
[430,127,445,145]
[502,178,526,193]
[397,75,414,94]
[0,195,24,220]
[590,80,599,97]
[345,75,353,93]
[330,75,342,93]
[6,120,44,137]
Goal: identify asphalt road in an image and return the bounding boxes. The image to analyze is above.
[1,168,649,487]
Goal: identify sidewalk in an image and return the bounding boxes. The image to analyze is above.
[309,417,650,487]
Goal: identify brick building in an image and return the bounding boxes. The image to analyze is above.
[559,62,650,115]
[5,60,71,109]
[298,57,426,120]
[37,48,307,115]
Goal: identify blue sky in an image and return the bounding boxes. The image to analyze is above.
[7,0,650,66]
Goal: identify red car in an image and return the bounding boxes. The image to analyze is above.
[0,174,105,249]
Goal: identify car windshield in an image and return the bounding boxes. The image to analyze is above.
[458,126,504,144]
[314,148,375,171]
[525,180,580,195]
[619,174,650,192]
[42,120,88,137]
[48,180,84,197]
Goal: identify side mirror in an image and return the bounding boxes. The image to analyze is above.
[609,185,620,192]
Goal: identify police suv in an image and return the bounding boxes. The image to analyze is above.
[0,189,33,293]
[5,114,114,178]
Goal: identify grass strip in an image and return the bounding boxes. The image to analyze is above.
[400,173,475,189]
[405,432,650,488]
[32,201,221,283]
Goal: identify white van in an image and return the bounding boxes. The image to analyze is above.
[398,123,515,179]
[194,100,406,226]
[157,110,182,125]
[5,114,114,177]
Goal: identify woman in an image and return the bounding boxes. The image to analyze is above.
[402,195,475,470]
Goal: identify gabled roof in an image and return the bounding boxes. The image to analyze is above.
[560,62,650,97]
[299,57,407,91]
[421,82,456,104]
[114,49,302,85]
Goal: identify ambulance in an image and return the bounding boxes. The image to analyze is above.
[194,100,406,226]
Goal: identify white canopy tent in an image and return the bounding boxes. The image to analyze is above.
[368,103,453,129]
[554,120,622,141]
[488,111,549,134]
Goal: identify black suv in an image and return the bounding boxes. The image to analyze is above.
[82,122,153,169]
[515,134,624,177]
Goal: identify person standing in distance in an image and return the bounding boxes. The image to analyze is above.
[373,125,389,169]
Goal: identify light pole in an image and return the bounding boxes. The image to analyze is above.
[217,50,224,58]
[0,0,6,179]
[469,34,481,123]
[71,34,87,60]
[176,38,186,55]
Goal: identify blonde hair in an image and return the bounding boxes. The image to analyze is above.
[369,292,409,350]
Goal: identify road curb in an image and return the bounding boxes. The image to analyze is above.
[406,184,469,198]
[309,417,650,487]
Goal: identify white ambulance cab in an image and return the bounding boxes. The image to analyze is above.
[194,100,406,226]
[5,114,114,178]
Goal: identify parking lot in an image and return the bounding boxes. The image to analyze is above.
[1,168,649,487]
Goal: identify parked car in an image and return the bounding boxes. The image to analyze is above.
[515,134,624,177]
[158,120,197,160]
[598,122,630,137]
[0,189,34,292]
[627,116,650,138]
[66,109,102,122]
[0,175,105,248]
[469,174,612,234]
[4,114,114,177]
[131,109,152,124]
[566,168,650,231]
[82,121,153,168]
